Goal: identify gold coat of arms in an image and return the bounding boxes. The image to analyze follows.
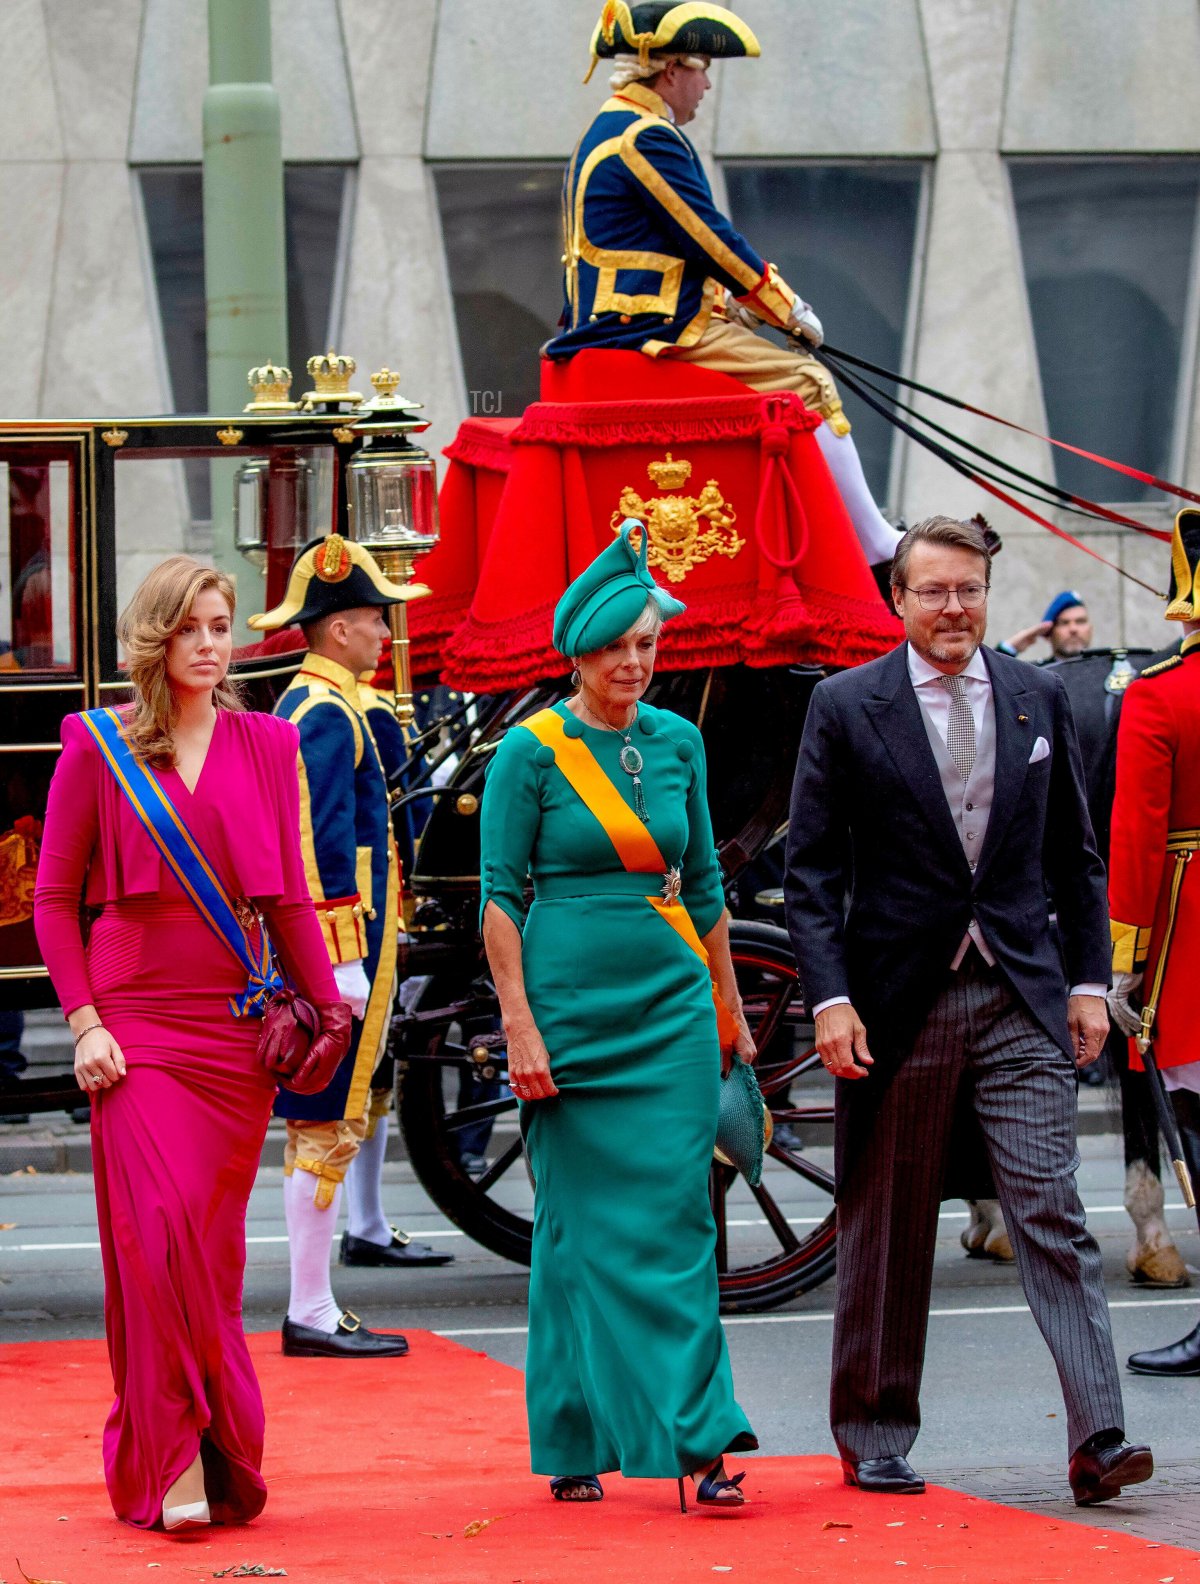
[0,817,41,929]
[611,454,743,583]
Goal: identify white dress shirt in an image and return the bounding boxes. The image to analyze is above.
[811,645,1105,1016]
[908,644,996,969]
[906,642,991,750]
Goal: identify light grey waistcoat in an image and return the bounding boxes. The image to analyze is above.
[917,684,997,874]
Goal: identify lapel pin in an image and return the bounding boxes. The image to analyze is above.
[1017,714,1028,724]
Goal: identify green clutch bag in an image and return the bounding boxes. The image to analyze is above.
[715,1056,767,1187]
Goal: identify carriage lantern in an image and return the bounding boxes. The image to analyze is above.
[346,366,440,726]
[233,455,319,570]
[235,362,331,595]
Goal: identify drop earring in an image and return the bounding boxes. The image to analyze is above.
[570,665,581,690]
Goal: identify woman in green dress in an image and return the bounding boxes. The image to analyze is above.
[480,521,759,1510]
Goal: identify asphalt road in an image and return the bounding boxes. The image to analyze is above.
[2,1131,1198,1539]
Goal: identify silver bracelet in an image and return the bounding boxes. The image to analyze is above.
[72,1022,104,1048]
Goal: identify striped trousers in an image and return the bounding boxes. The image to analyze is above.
[830,953,1125,1461]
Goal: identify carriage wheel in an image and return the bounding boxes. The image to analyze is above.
[397,918,836,1313]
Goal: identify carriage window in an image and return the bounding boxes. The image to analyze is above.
[138,164,353,524]
[1010,159,1200,504]
[433,164,564,417]
[112,456,197,625]
[0,458,77,672]
[723,162,926,506]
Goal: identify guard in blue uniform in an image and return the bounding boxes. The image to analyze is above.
[335,675,455,1269]
[547,1,901,571]
[249,534,424,1357]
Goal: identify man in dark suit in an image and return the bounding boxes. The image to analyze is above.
[783,515,1151,1505]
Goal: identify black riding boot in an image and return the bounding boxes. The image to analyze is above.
[1128,1089,1200,1376]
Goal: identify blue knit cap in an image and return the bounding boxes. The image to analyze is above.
[1042,590,1086,625]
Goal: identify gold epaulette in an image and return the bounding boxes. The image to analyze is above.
[1137,654,1183,681]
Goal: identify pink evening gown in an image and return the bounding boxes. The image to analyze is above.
[34,708,338,1529]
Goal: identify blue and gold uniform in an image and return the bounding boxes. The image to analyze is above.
[355,676,417,1141]
[251,535,433,1353]
[273,656,399,1143]
[546,77,795,360]
[249,536,409,1208]
[546,3,855,444]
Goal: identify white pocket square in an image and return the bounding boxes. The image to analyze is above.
[1028,735,1050,764]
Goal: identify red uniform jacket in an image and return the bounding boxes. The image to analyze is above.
[1109,632,1200,1069]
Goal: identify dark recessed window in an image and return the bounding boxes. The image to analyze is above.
[138,165,352,520]
[433,164,564,418]
[724,162,925,504]
[1011,159,1200,503]
[0,457,76,672]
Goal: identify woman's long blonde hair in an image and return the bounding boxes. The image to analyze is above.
[116,556,243,766]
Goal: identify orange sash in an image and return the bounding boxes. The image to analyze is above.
[520,708,739,1051]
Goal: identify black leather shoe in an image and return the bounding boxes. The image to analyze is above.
[1068,1438,1153,1505]
[339,1228,454,1268]
[842,1455,925,1494]
[1128,1318,1200,1376]
[281,1311,409,1358]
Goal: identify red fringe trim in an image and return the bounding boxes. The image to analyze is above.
[441,601,561,692]
[512,392,819,448]
[440,586,901,690]
[743,587,902,669]
[409,593,475,679]
[442,418,517,473]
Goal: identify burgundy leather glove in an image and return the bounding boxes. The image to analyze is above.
[283,999,353,1096]
[259,993,352,1096]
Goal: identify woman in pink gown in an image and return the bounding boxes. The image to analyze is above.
[34,557,347,1532]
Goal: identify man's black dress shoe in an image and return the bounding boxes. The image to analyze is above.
[1127,1317,1200,1376]
[841,1455,926,1494]
[281,1311,409,1358]
[339,1228,454,1268]
[1068,1435,1153,1505]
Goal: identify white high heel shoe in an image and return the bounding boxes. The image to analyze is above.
[162,1498,211,1532]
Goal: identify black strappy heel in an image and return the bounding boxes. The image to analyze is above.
[549,1475,604,1502]
[677,1460,747,1512]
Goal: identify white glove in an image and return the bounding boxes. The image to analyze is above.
[1107,970,1143,1038]
[789,301,824,348]
[333,959,371,1020]
[724,289,763,331]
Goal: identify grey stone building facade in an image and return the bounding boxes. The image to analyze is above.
[3,0,1199,647]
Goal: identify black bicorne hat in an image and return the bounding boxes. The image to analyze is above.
[248,534,414,631]
[586,2,760,77]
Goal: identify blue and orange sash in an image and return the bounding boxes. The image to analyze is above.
[79,708,282,1018]
[519,708,739,1050]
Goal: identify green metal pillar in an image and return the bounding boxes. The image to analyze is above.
[203,0,287,591]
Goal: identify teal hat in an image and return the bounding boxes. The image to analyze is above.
[553,519,686,658]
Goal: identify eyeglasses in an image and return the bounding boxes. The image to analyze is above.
[902,582,990,611]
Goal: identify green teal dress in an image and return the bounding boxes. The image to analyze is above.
[480,699,757,1478]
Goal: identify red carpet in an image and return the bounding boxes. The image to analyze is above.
[0,1332,1190,1583]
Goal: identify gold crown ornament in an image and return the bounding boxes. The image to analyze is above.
[244,361,297,412]
[360,365,423,414]
[300,349,364,409]
[646,452,693,490]
[371,367,402,401]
